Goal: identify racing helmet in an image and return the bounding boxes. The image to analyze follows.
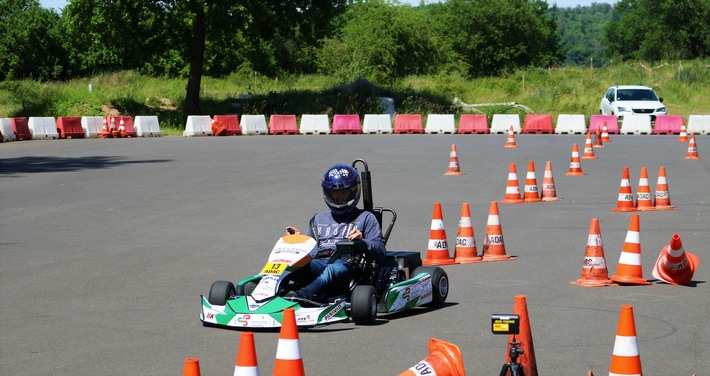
[322,164,361,215]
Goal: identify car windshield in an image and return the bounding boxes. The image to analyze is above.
[617,89,658,101]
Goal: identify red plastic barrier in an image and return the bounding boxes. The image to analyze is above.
[332,114,362,134]
[213,115,241,135]
[458,114,489,134]
[393,114,424,134]
[57,117,85,139]
[522,114,554,134]
[11,118,32,140]
[589,115,619,134]
[653,115,683,135]
[269,114,299,135]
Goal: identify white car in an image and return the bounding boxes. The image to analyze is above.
[600,85,667,120]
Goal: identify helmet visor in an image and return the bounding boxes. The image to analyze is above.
[323,184,360,209]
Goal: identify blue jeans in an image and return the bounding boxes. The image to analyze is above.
[299,258,354,299]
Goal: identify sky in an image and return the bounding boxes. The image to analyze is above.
[40,0,618,10]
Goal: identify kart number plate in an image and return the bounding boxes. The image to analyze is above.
[260,262,287,275]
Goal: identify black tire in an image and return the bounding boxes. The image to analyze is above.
[351,285,377,325]
[208,280,235,306]
[235,280,257,296]
[412,266,449,307]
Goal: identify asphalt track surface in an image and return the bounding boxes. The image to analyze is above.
[1,134,709,376]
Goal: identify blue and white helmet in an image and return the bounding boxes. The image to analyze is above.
[322,164,361,215]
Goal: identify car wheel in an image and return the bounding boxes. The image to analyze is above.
[351,285,377,325]
[208,280,235,306]
[235,281,257,296]
[413,266,449,307]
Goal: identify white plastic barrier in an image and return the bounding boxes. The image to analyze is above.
[0,118,17,141]
[425,114,456,134]
[28,117,59,139]
[81,116,103,138]
[299,114,330,135]
[134,116,162,137]
[687,115,710,135]
[620,115,652,135]
[241,114,268,135]
[362,114,392,134]
[183,115,213,137]
[490,114,521,134]
[555,114,586,134]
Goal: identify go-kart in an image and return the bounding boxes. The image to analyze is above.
[200,159,449,328]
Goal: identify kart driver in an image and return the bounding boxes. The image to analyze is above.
[284,163,386,300]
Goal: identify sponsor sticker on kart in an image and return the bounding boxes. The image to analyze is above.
[260,262,287,275]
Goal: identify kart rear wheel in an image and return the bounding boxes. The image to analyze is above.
[413,266,449,307]
[208,280,235,306]
[351,285,377,325]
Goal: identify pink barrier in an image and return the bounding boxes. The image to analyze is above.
[589,115,619,134]
[522,114,554,134]
[653,115,683,135]
[458,114,489,134]
[332,115,362,134]
[57,117,85,139]
[269,114,299,135]
[393,114,424,134]
[213,115,241,135]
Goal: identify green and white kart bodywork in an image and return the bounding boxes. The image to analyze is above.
[200,234,449,329]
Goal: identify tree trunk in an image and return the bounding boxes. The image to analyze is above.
[185,0,206,115]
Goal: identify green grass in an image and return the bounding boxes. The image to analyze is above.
[1,59,708,135]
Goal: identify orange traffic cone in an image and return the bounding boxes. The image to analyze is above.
[454,203,481,263]
[234,332,260,376]
[541,161,562,202]
[601,122,611,143]
[444,144,465,176]
[523,161,541,203]
[99,116,111,139]
[482,201,515,262]
[582,131,597,159]
[652,233,699,286]
[635,167,654,211]
[653,166,676,210]
[501,162,524,204]
[423,202,457,266]
[610,214,651,285]
[118,116,127,138]
[678,122,689,142]
[504,295,538,376]
[566,143,586,176]
[109,116,118,138]
[504,126,518,148]
[183,358,201,376]
[593,127,605,148]
[211,119,228,136]
[273,308,305,376]
[398,338,465,376]
[571,218,616,287]
[609,305,643,376]
[611,167,636,212]
[685,133,701,160]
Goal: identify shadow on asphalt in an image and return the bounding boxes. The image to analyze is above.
[0,156,171,176]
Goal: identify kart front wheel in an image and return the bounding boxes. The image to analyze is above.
[235,281,257,297]
[413,266,449,307]
[351,285,377,325]
[208,280,235,306]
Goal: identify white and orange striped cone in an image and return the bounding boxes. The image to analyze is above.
[566,143,586,176]
[183,358,201,376]
[678,122,689,142]
[482,201,515,262]
[274,308,305,376]
[501,162,524,204]
[118,116,127,138]
[582,131,597,159]
[685,133,701,160]
[398,338,466,376]
[541,161,562,202]
[611,167,636,212]
[571,218,616,287]
[652,233,699,286]
[653,166,676,210]
[234,332,260,376]
[523,161,541,203]
[635,167,654,211]
[454,203,482,263]
[505,295,538,376]
[609,305,643,376]
[504,125,518,148]
[99,115,111,139]
[593,127,605,148]
[423,202,457,265]
[601,122,611,143]
[610,214,651,285]
[109,115,118,138]
[444,144,464,176]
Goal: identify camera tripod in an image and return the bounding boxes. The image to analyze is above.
[498,336,525,376]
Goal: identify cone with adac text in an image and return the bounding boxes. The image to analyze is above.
[501,162,524,204]
[398,338,466,376]
[482,201,515,262]
[183,358,201,376]
[582,131,597,159]
[423,202,457,265]
[653,166,676,210]
[566,143,586,176]
[273,308,305,376]
[541,161,562,202]
[652,233,699,286]
[234,332,260,376]
[635,167,654,211]
[504,295,538,376]
[608,305,643,376]
[444,144,465,176]
[611,167,636,212]
[504,125,518,148]
[685,133,701,160]
[571,218,616,287]
[454,202,482,263]
[610,214,651,285]
[523,161,542,203]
